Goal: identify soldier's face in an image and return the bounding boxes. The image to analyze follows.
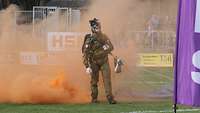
[91,24,101,33]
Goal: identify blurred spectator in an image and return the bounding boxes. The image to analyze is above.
[146,14,160,37]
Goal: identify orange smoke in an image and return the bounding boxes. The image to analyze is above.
[50,73,67,89]
[50,72,79,100]
[0,5,91,104]
[49,72,90,103]
[0,0,140,104]
[0,70,90,104]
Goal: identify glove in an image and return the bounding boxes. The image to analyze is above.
[103,44,109,50]
[86,67,92,74]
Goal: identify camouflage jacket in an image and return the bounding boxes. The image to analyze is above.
[82,33,114,68]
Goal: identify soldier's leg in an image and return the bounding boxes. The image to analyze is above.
[101,61,116,104]
[90,64,100,103]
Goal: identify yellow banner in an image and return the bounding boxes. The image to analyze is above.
[137,53,173,67]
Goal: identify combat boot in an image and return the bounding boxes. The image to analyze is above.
[91,98,99,103]
[107,95,117,104]
[108,99,117,104]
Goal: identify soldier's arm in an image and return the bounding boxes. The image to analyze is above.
[83,54,89,68]
[94,34,114,58]
[82,34,90,68]
[103,34,114,52]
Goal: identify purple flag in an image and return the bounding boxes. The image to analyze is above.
[174,0,200,106]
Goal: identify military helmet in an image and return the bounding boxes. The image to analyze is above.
[89,18,101,33]
[89,18,100,27]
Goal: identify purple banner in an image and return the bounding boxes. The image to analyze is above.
[174,0,200,106]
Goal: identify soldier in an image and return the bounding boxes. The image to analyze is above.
[82,18,116,104]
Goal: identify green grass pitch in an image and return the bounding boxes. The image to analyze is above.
[0,101,199,113]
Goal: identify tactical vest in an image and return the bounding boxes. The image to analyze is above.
[83,33,108,64]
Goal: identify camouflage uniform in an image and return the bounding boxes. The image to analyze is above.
[82,32,116,103]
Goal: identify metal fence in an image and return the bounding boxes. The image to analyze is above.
[133,30,176,52]
[111,30,176,53]
[14,7,81,38]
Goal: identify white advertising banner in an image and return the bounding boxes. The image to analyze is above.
[20,52,39,65]
[47,32,81,51]
[195,0,200,33]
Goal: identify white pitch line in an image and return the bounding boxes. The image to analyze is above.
[134,81,168,84]
[122,108,200,113]
[130,81,170,86]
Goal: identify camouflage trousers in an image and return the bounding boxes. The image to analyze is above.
[90,61,114,101]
